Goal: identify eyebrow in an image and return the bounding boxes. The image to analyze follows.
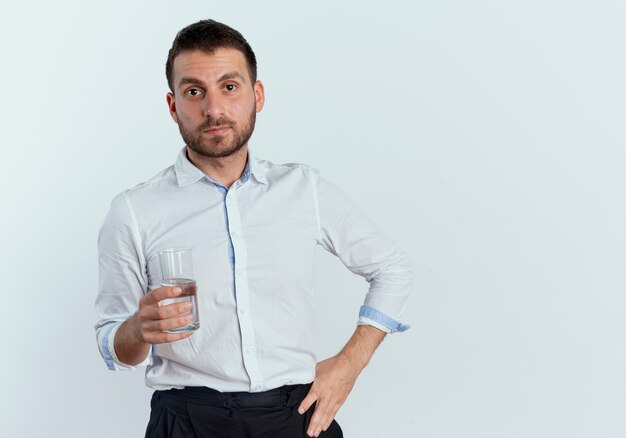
[178,76,205,89]
[177,71,247,89]
[218,71,246,83]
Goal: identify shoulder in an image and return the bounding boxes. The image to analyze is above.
[113,165,177,205]
[252,156,321,182]
[103,165,176,226]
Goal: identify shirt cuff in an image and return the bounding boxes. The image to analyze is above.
[99,322,151,371]
[358,305,411,333]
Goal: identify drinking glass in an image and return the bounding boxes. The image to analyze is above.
[158,247,200,333]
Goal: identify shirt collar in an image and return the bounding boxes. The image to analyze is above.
[247,152,268,184]
[174,147,268,187]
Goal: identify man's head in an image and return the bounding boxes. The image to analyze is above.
[165,20,264,159]
[166,20,257,92]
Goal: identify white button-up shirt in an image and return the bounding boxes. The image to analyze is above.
[95,148,413,392]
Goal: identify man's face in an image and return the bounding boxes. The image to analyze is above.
[166,48,265,158]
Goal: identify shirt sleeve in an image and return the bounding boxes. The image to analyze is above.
[311,171,414,333]
[94,192,151,370]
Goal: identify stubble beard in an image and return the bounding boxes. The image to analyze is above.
[179,107,257,159]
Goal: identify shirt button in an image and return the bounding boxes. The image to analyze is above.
[245,347,254,353]
[239,308,245,315]
[235,269,242,275]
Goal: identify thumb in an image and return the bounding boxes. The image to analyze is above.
[298,388,318,415]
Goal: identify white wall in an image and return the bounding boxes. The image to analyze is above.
[1,1,625,437]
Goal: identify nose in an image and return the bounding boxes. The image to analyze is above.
[201,89,226,119]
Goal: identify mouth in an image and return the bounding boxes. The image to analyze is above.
[203,126,231,136]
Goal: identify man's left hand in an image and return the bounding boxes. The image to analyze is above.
[297,353,360,437]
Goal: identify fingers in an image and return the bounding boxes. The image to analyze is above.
[307,398,338,437]
[298,389,318,415]
[143,300,192,321]
[135,286,195,344]
[133,308,194,343]
[322,402,341,432]
[299,387,341,438]
[143,312,195,333]
[142,328,193,344]
[141,286,182,306]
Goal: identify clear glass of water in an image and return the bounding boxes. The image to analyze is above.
[158,247,200,333]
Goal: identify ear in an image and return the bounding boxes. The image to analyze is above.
[166,92,178,123]
[253,80,265,113]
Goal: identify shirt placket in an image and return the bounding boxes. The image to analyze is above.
[224,186,264,392]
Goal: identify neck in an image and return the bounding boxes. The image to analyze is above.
[186,145,249,188]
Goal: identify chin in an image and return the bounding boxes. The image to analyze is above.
[191,144,242,159]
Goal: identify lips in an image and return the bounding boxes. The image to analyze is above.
[203,126,231,136]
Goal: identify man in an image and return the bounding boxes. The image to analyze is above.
[95,19,413,438]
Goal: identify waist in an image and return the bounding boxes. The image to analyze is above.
[155,383,312,409]
[145,354,317,392]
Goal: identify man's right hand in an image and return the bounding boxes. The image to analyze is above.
[114,286,194,365]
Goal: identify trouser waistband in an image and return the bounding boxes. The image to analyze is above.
[155,383,312,409]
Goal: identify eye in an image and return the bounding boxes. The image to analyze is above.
[224,84,238,92]
[185,88,203,97]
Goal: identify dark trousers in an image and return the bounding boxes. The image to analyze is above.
[145,383,343,438]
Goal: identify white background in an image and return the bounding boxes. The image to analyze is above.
[1,1,625,437]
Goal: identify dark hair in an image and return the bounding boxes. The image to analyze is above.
[166,19,257,92]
